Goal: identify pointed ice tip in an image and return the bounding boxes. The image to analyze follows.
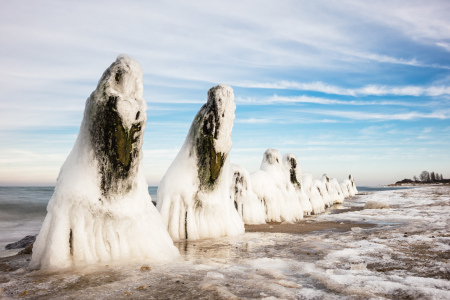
[114,54,143,73]
[207,84,234,101]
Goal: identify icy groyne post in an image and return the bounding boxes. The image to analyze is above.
[157,84,244,241]
[30,55,179,270]
[301,173,326,214]
[343,174,358,196]
[251,149,303,222]
[282,154,312,215]
[230,164,266,224]
[349,174,358,194]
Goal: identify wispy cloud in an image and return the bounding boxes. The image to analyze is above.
[234,81,450,97]
[235,118,272,124]
[297,109,450,121]
[236,94,444,107]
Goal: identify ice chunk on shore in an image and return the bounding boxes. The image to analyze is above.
[30,55,179,270]
[157,85,244,240]
[282,154,313,215]
[230,164,266,224]
[364,201,390,209]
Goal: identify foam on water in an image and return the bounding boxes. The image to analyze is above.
[1,186,449,299]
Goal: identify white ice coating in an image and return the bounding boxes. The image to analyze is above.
[230,164,266,225]
[250,170,285,222]
[301,174,326,214]
[30,55,179,270]
[340,182,350,198]
[322,174,345,204]
[252,149,304,222]
[282,154,313,215]
[314,179,333,207]
[157,84,244,241]
[343,174,358,197]
[350,174,358,194]
[330,178,345,204]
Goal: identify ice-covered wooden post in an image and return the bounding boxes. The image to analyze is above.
[282,154,312,215]
[157,84,244,240]
[30,55,179,270]
[230,163,266,225]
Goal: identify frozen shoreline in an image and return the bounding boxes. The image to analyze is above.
[1,186,449,299]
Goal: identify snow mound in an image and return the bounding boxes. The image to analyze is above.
[30,55,179,270]
[364,201,391,209]
[157,84,244,240]
[230,164,266,224]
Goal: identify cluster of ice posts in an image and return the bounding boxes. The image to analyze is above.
[231,150,358,224]
[31,55,358,270]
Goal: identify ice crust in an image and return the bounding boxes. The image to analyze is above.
[30,55,179,270]
[157,84,245,240]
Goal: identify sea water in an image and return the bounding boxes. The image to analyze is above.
[0,186,159,252]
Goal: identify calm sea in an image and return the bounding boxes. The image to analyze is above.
[0,186,158,250]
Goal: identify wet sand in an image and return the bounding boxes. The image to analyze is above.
[245,206,373,234]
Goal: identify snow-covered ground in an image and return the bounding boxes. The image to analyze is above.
[1,186,449,299]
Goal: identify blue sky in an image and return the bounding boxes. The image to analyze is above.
[1,0,449,186]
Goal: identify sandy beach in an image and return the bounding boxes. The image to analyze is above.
[0,186,449,299]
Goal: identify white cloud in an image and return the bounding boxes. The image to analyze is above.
[436,42,450,52]
[235,118,272,124]
[298,109,450,121]
[234,81,450,97]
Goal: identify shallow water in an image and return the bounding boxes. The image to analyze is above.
[0,186,158,251]
[1,186,449,299]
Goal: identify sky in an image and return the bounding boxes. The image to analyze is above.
[1,0,449,186]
